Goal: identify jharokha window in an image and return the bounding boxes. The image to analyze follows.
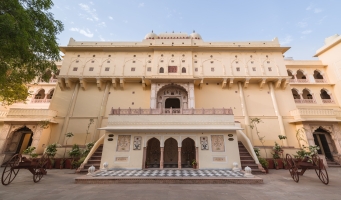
[168,66,177,73]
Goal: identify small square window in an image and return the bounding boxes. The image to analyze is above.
[172,54,174,57]
[267,61,270,64]
[89,67,94,71]
[108,55,111,57]
[93,55,95,57]
[268,67,272,71]
[252,67,256,71]
[131,67,135,71]
[134,55,136,57]
[132,91,135,94]
[182,54,185,57]
[171,60,174,62]
[206,83,208,85]
[73,67,78,71]
[195,68,198,72]
[161,54,163,57]
[107,61,110,63]
[194,61,197,63]
[195,55,197,57]
[77,55,80,57]
[211,68,214,72]
[251,61,254,64]
[182,60,185,63]
[91,60,94,63]
[76,60,79,63]
[161,60,164,63]
[211,61,214,64]
[148,55,151,57]
[236,61,239,64]
[147,67,151,71]
[132,102,134,105]
[148,61,151,63]
[105,67,110,71]
[236,67,240,71]
[132,61,135,63]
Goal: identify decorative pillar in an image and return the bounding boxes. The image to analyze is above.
[92,82,110,141]
[178,147,181,169]
[189,83,195,108]
[142,147,147,169]
[195,147,199,169]
[150,83,157,109]
[43,93,48,102]
[160,147,164,169]
[31,126,44,150]
[269,82,288,146]
[238,82,253,144]
[303,124,315,146]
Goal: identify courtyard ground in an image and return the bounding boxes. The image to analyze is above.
[0,167,341,200]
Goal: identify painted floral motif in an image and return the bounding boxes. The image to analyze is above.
[200,137,209,150]
[211,135,225,152]
[116,135,131,152]
[133,136,142,150]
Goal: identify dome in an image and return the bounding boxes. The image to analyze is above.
[144,31,158,39]
[190,31,202,39]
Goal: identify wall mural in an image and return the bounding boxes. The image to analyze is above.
[200,136,209,150]
[116,135,131,152]
[133,136,142,150]
[211,135,225,152]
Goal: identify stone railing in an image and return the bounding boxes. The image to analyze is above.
[315,79,327,83]
[290,79,309,83]
[294,99,316,103]
[7,108,57,118]
[290,108,338,118]
[31,99,52,103]
[110,107,233,115]
[322,99,334,103]
[0,110,9,118]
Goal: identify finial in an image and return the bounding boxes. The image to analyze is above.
[193,30,195,33]
[172,30,174,33]
[152,30,153,33]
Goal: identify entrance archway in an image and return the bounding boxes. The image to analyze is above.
[4,127,33,155]
[164,138,178,168]
[146,138,160,168]
[181,138,196,168]
[313,128,334,161]
[165,98,180,108]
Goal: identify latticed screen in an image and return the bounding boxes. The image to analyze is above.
[168,66,177,73]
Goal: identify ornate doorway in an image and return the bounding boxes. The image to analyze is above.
[313,128,334,161]
[146,138,160,168]
[4,127,33,155]
[165,98,180,108]
[156,84,188,111]
[164,138,178,168]
[181,138,196,168]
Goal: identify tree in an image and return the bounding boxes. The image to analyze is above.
[0,0,64,105]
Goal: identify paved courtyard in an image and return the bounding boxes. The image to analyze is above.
[1,167,341,200]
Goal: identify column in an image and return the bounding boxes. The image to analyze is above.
[178,147,181,169]
[195,147,199,169]
[160,147,164,169]
[150,83,157,109]
[142,147,147,169]
[269,82,288,146]
[189,83,195,108]
[92,82,110,141]
[238,82,253,144]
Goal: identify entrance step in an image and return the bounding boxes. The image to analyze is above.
[80,144,103,173]
[326,158,341,168]
[238,142,263,174]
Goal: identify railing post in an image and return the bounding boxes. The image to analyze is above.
[192,107,194,115]
[213,107,215,114]
[202,108,204,114]
[118,107,120,115]
[139,107,141,115]
[170,107,172,115]
[129,107,131,114]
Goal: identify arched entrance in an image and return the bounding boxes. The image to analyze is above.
[146,138,160,168]
[164,138,178,168]
[181,138,196,168]
[313,128,334,161]
[4,127,33,155]
[165,98,180,108]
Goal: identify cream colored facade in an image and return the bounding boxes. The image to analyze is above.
[1,32,341,169]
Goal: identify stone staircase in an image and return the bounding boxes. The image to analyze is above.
[80,144,103,173]
[326,158,341,168]
[238,142,263,174]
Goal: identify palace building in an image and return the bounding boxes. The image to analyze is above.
[0,32,341,172]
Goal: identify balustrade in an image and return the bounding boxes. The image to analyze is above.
[322,99,334,103]
[294,99,316,103]
[110,107,233,115]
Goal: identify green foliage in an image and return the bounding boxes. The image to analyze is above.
[83,142,94,157]
[65,132,74,138]
[72,157,85,169]
[254,148,260,157]
[23,146,38,158]
[191,159,197,165]
[294,145,320,162]
[249,118,268,158]
[0,0,64,105]
[258,157,268,169]
[45,143,59,158]
[84,119,95,144]
[68,144,82,158]
[278,135,287,140]
[272,142,282,159]
[39,120,50,129]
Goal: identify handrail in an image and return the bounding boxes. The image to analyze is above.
[77,135,104,173]
[237,130,259,165]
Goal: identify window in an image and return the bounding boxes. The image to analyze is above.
[252,67,256,71]
[147,67,151,72]
[195,68,198,72]
[107,61,110,63]
[195,55,197,57]
[161,54,163,57]
[182,60,185,63]
[160,60,164,63]
[76,60,79,63]
[211,68,214,72]
[73,67,78,71]
[91,60,94,63]
[168,66,177,73]
[211,61,214,64]
[268,67,272,71]
[108,55,111,57]
[133,55,136,57]
[236,61,239,64]
[89,67,94,71]
[194,61,197,63]
[93,55,95,57]
[131,67,135,71]
[182,67,186,73]
[148,55,151,57]
[133,61,135,63]
[172,54,174,57]
[105,67,110,71]
[148,60,151,63]
[171,60,174,63]
[159,67,164,73]
[251,61,254,64]
[77,55,80,57]
[267,61,270,64]
[236,67,240,71]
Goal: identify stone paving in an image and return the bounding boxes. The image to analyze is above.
[1,167,341,200]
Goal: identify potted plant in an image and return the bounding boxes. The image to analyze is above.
[61,132,74,169]
[23,146,38,159]
[192,159,197,169]
[45,143,60,169]
[68,144,82,169]
[272,142,283,169]
[278,135,288,169]
[258,157,269,173]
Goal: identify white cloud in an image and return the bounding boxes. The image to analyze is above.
[99,35,105,41]
[97,22,106,27]
[108,16,113,20]
[139,3,145,7]
[280,35,293,45]
[89,1,94,5]
[86,18,93,21]
[70,28,94,38]
[297,21,308,28]
[79,3,99,21]
[301,30,312,34]
[314,8,322,13]
[306,4,313,10]
[317,16,327,24]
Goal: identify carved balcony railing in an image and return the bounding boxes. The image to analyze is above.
[322,99,334,103]
[294,99,316,103]
[31,99,52,103]
[0,110,9,118]
[290,79,309,83]
[110,107,233,115]
[315,79,327,83]
[290,108,341,120]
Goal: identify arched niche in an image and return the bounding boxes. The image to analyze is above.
[156,84,188,110]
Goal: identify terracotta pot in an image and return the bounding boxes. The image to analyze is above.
[264,168,269,174]
[193,163,197,169]
[64,158,72,169]
[275,159,284,169]
[266,159,275,169]
[54,158,62,169]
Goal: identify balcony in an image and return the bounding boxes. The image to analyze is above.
[3,108,57,122]
[322,99,334,103]
[290,79,309,83]
[294,99,316,104]
[0,110,8,118]
[315,79,327,83]
[110,107,233,115]
[290,108,341,122]
[31,99,52,103]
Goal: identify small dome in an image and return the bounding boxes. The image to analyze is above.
[190,31,202,39]
[144,31,157,39]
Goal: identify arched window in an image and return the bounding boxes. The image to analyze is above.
[302,89,312,99]
[296,70,306,79]
[34,89,45,99]
[320,89,331,99]
[291,89,300,99]
[287,70,295,79]
[314,70,323,79]
[181,67,186,73]
[47,89,54,99]
[159,67,164,73]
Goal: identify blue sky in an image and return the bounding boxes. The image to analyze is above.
[51,0,341,60]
